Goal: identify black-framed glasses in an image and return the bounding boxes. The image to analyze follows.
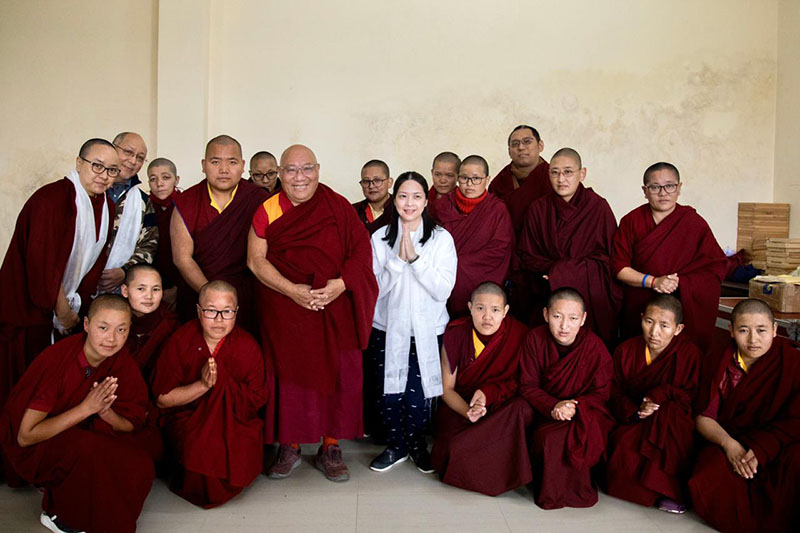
[251,170,279,181]
[549,169,578,178]
[80,156,121,178]
[457,175,487,186]
[199,307,238,320]
[114,144,147,164]
[281,164,318,177]
[509,137,536,149]
[645,183,679,194]
[359,177,388,188]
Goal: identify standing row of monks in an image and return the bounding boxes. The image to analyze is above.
[0,127,797,533]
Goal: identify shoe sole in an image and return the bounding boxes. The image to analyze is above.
[314,459,350,482]
[267,457,301,479]
[658,507,687,514]
[369,454,408,472]
[40,512,86,533]
[415,466,436,474]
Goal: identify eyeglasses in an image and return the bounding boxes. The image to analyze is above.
[251,170,278,181]
[457,175,487,185]
[113,144,147,164]
[645,183,679,194]
[359,177,388,188]
[509,137,536,149]
[549,169,578,178]
[281,164,318,177]
[199,308,237,320]
[80,156,121,178]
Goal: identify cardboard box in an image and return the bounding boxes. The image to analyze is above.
[749,276,800,313]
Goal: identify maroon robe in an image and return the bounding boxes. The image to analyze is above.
[0,178,111,409]
[518,184,622,343]
[151,321,267,508]
[0,334,156,533]
[150,190,182,289]
[431,316,533,495]
[352,195,394,235]
[125,304,180,381]
[519,326,614,509]
[689,339,800,533]
[605,334,700,505]
[254,184,378,443]
[488,158,551,238]
[611,204,726,350]
[431,191,514,316]
[172,179,268,329]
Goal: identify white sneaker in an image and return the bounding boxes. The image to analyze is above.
[40,511,86,533]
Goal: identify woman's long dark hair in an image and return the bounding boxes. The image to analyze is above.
[383,171,437,248]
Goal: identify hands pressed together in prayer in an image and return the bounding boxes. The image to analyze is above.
[397,223,419,263]
[98,267,126,293]
[289,279,346,312]
[652,273,679,294]
[551,399,578,421]
[466,389,487,423]
[201,357,217,390]
[723,438,759,480]
[81,376,118,416]
[638,396,660,419]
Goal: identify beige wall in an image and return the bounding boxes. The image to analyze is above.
[775,0,800,237]
[1,0,792,256]
[0,0,158,250]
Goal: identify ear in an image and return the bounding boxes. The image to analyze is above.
[642,185,649,200]
[502,304,510,318]
[75,156,82,171]
[543,307,549,324]
[674,323,685,336]
[580,311,587,327]
[467,301,473,313]
[772,322,778,338]
[537,139,544,153]
[83,316,90,333]
[196,303,203,321]
[387,177,394,188]
[201,159,207,174]
[175,175,180,186]
[120,284,129,298]
[728,322,735,338]
[578,168,587,183]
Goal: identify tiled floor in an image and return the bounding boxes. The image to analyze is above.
[0,440,715,532]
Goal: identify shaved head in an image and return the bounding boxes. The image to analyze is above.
[250,151,276,166]
[79,138,115,159]
[112,131,142,146]
[461,155,489,177]
[731,298,774,326]
[547,287,586,313]
[362,159,390,177]
[124,264,161,286]
[643,162,680,185]
[198,280,238,304]
[470,281,507,306]
[205,135,242,159]
[147,157,177,176]
[280,144,317,166]
[87,294,132,319]
[551,147,582,168]
[644,294,683,325]
[432,151,461,169]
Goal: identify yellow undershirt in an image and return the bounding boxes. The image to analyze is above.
[735,350,749,373]
[645,345,652,366]
[472,329,486,359]
[208,182,239,214]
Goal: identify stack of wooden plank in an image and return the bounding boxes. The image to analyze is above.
[737,203,790,269]
[766,238,800,275]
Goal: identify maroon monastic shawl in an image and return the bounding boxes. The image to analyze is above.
[0,333,154,533]
[352,196,394,235]
[606,334,700,505]
[150,190,182,289]
[125,304,179,380]
[611,204,726,349]
[257,184,378,393]
[519,184,622,344]
[151,321,267,490]
[432,192,514,315]
[488,158,551,238]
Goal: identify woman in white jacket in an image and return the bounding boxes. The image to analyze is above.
[366,171,457,474]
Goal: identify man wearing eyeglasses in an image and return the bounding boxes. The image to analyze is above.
[152,280,267,508]
[248,144,378,483]
[97,132,159,295]
[518,148,621,345]
[171,135,268,329]
[0,138,117,412]
[249,151,281,195]
[612,162,726,350]
[429,155,514,316]
[352,159,394,234]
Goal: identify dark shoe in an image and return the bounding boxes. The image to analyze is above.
[369,447,409,472]
[411,449,435,474]
[40,512,85,533]
[267,444,301,479]
[656,497,687,514]
[315,444,350,482]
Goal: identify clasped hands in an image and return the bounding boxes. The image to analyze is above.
[638,396,660,419]
[82,376,118,416]
[551,399,578,421]
[724,438,759,480]
[466,389,487,423]
[653,273,679,294]
[289,278,346,311]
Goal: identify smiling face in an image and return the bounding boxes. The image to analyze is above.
[83,308,131,363]
[508,127,544,168]
[280,145,320,205]
[431,160,458,196]
[731,312,777,360]
[458,162,489,199]
[548,155,586,202]
[147,164,179,201]
[394,178,427,227]
[202,142,245,193]
[643,168,682,214]
[121,268,163,316]
[469,292,509,336]
[197,288,238,344]
[544,298,587,346]
[77,144,119,197]
[114,133,147,182]
[641,305,683,355]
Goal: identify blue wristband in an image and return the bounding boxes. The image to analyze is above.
[642,274,649,288]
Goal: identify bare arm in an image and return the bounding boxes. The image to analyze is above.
[246,228,315,309]
[54,284,79,332]
[696,414,758,479]
[170,208,208,292]
[97,407,134,432]
[440,348,470,419]
[616,266,678,293]
[156,357,216,409]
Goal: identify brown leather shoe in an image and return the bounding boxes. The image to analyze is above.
[267,444,301,479]
[315,444,350,482]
